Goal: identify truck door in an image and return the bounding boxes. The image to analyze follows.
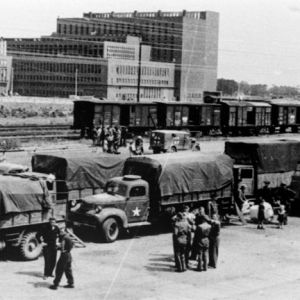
[234,166,255,196]
[125,186,150,223]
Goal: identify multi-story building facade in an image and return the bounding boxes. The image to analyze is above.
[7,10,219,102]
[11,44,175,101]
[0,39,12,95]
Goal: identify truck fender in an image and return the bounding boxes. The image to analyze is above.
[96,208,128,229]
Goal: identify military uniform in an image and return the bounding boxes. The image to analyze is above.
[36,223,60,278]
[208,219,221,268]
[51,233,74,289]
[173,217,191,272]
[194,220,211,271]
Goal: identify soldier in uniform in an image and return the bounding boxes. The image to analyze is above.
[194,215,211,271]
[36,217,60,279]
[257,197,266,229]
[50,228,74,290]
[208,213,221,268]
[172,212,192,272]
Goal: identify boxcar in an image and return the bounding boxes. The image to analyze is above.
[269,99,300,133]
[221,100,272,135]
[156,101,221,135]
[73,99,158,133]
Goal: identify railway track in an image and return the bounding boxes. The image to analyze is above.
[0,124,81,141]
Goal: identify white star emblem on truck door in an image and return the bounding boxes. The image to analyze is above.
[132,207,141,216]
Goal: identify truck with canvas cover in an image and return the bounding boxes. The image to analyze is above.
[0,172,65,260]
[31,153,125,206]
[69,152,234,242]
[224,139,300,197]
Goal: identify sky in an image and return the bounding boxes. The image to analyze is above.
[1,0,300,87]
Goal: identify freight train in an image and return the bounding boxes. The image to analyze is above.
[72,95,300,136]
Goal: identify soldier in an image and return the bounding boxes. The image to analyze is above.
[208,213,221,269]
[194,215,211,272]
[172,212,192,272]
[36,217,60,279]
[50,228,74,290]
[208,193,219,219]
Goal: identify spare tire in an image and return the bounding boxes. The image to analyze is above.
[19,232,42,260]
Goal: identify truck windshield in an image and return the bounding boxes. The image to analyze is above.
[106,182,127,196]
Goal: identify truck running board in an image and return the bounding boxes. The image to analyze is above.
[66,228,86,248]
[127,221,152,228]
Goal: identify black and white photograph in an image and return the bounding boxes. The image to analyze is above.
[1,0,300,299]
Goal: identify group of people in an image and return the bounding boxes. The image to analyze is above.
[36,218,75,290]
[237,181,296,229]
[92,125,126,154]
[172,205,221,273]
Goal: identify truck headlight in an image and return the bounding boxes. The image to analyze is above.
[95,206,102,214]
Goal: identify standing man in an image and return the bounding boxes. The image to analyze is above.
[276,183,296,220]
[50,228,74,290]
[36,217,60,279]
[257,197,266,230]
[173,212,192,272]
[194,215,211,272]
[208,213,221,269]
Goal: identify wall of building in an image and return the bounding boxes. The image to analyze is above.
[180,11,219,102]
[107,59,175,101]
[12,55,108,98]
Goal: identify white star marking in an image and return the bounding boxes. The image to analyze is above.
[132,207,141,217]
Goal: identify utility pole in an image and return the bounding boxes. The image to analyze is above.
[137,41,142,103]
[10,67,14,95]
[75,68,78,96]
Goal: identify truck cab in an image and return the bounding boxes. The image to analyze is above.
[233,165,255,196]
[70,175,150,242]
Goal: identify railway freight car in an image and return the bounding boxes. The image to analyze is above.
[268,99,300,133]
[73,98,158,135]
[220,100,272,135]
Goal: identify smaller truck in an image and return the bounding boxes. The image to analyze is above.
[149,130,200,153]
[69,152,233,242]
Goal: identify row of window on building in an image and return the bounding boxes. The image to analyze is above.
[14,61,103,74]
[115,65,170,77]
[115,77,169,86]
[57,21,177,37]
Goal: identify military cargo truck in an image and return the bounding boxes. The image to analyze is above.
[225,139,300,197]
[0,172,66,260]
[68,152,234,242]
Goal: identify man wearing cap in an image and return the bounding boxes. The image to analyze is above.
[36,218,60,279]
[173,212,192,272]
[50,228,74,290]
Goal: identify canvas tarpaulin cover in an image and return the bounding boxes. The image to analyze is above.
[31,153,125,190]
[224,139,300,174]
[123,152,233,197]
[0,175,51,215]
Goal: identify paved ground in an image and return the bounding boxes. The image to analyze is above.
[1,217,300,300]
[1,134,300,300]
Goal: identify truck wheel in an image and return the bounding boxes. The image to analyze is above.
[170,146,177,152]
[19,232,42,260]
[102,218,119,243]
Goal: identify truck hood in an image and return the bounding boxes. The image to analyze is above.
[82,192,126,205]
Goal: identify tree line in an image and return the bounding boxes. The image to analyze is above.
[217,79,300,98]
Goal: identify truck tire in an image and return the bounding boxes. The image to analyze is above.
[102,218,119,243]
[19,232,42,260]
